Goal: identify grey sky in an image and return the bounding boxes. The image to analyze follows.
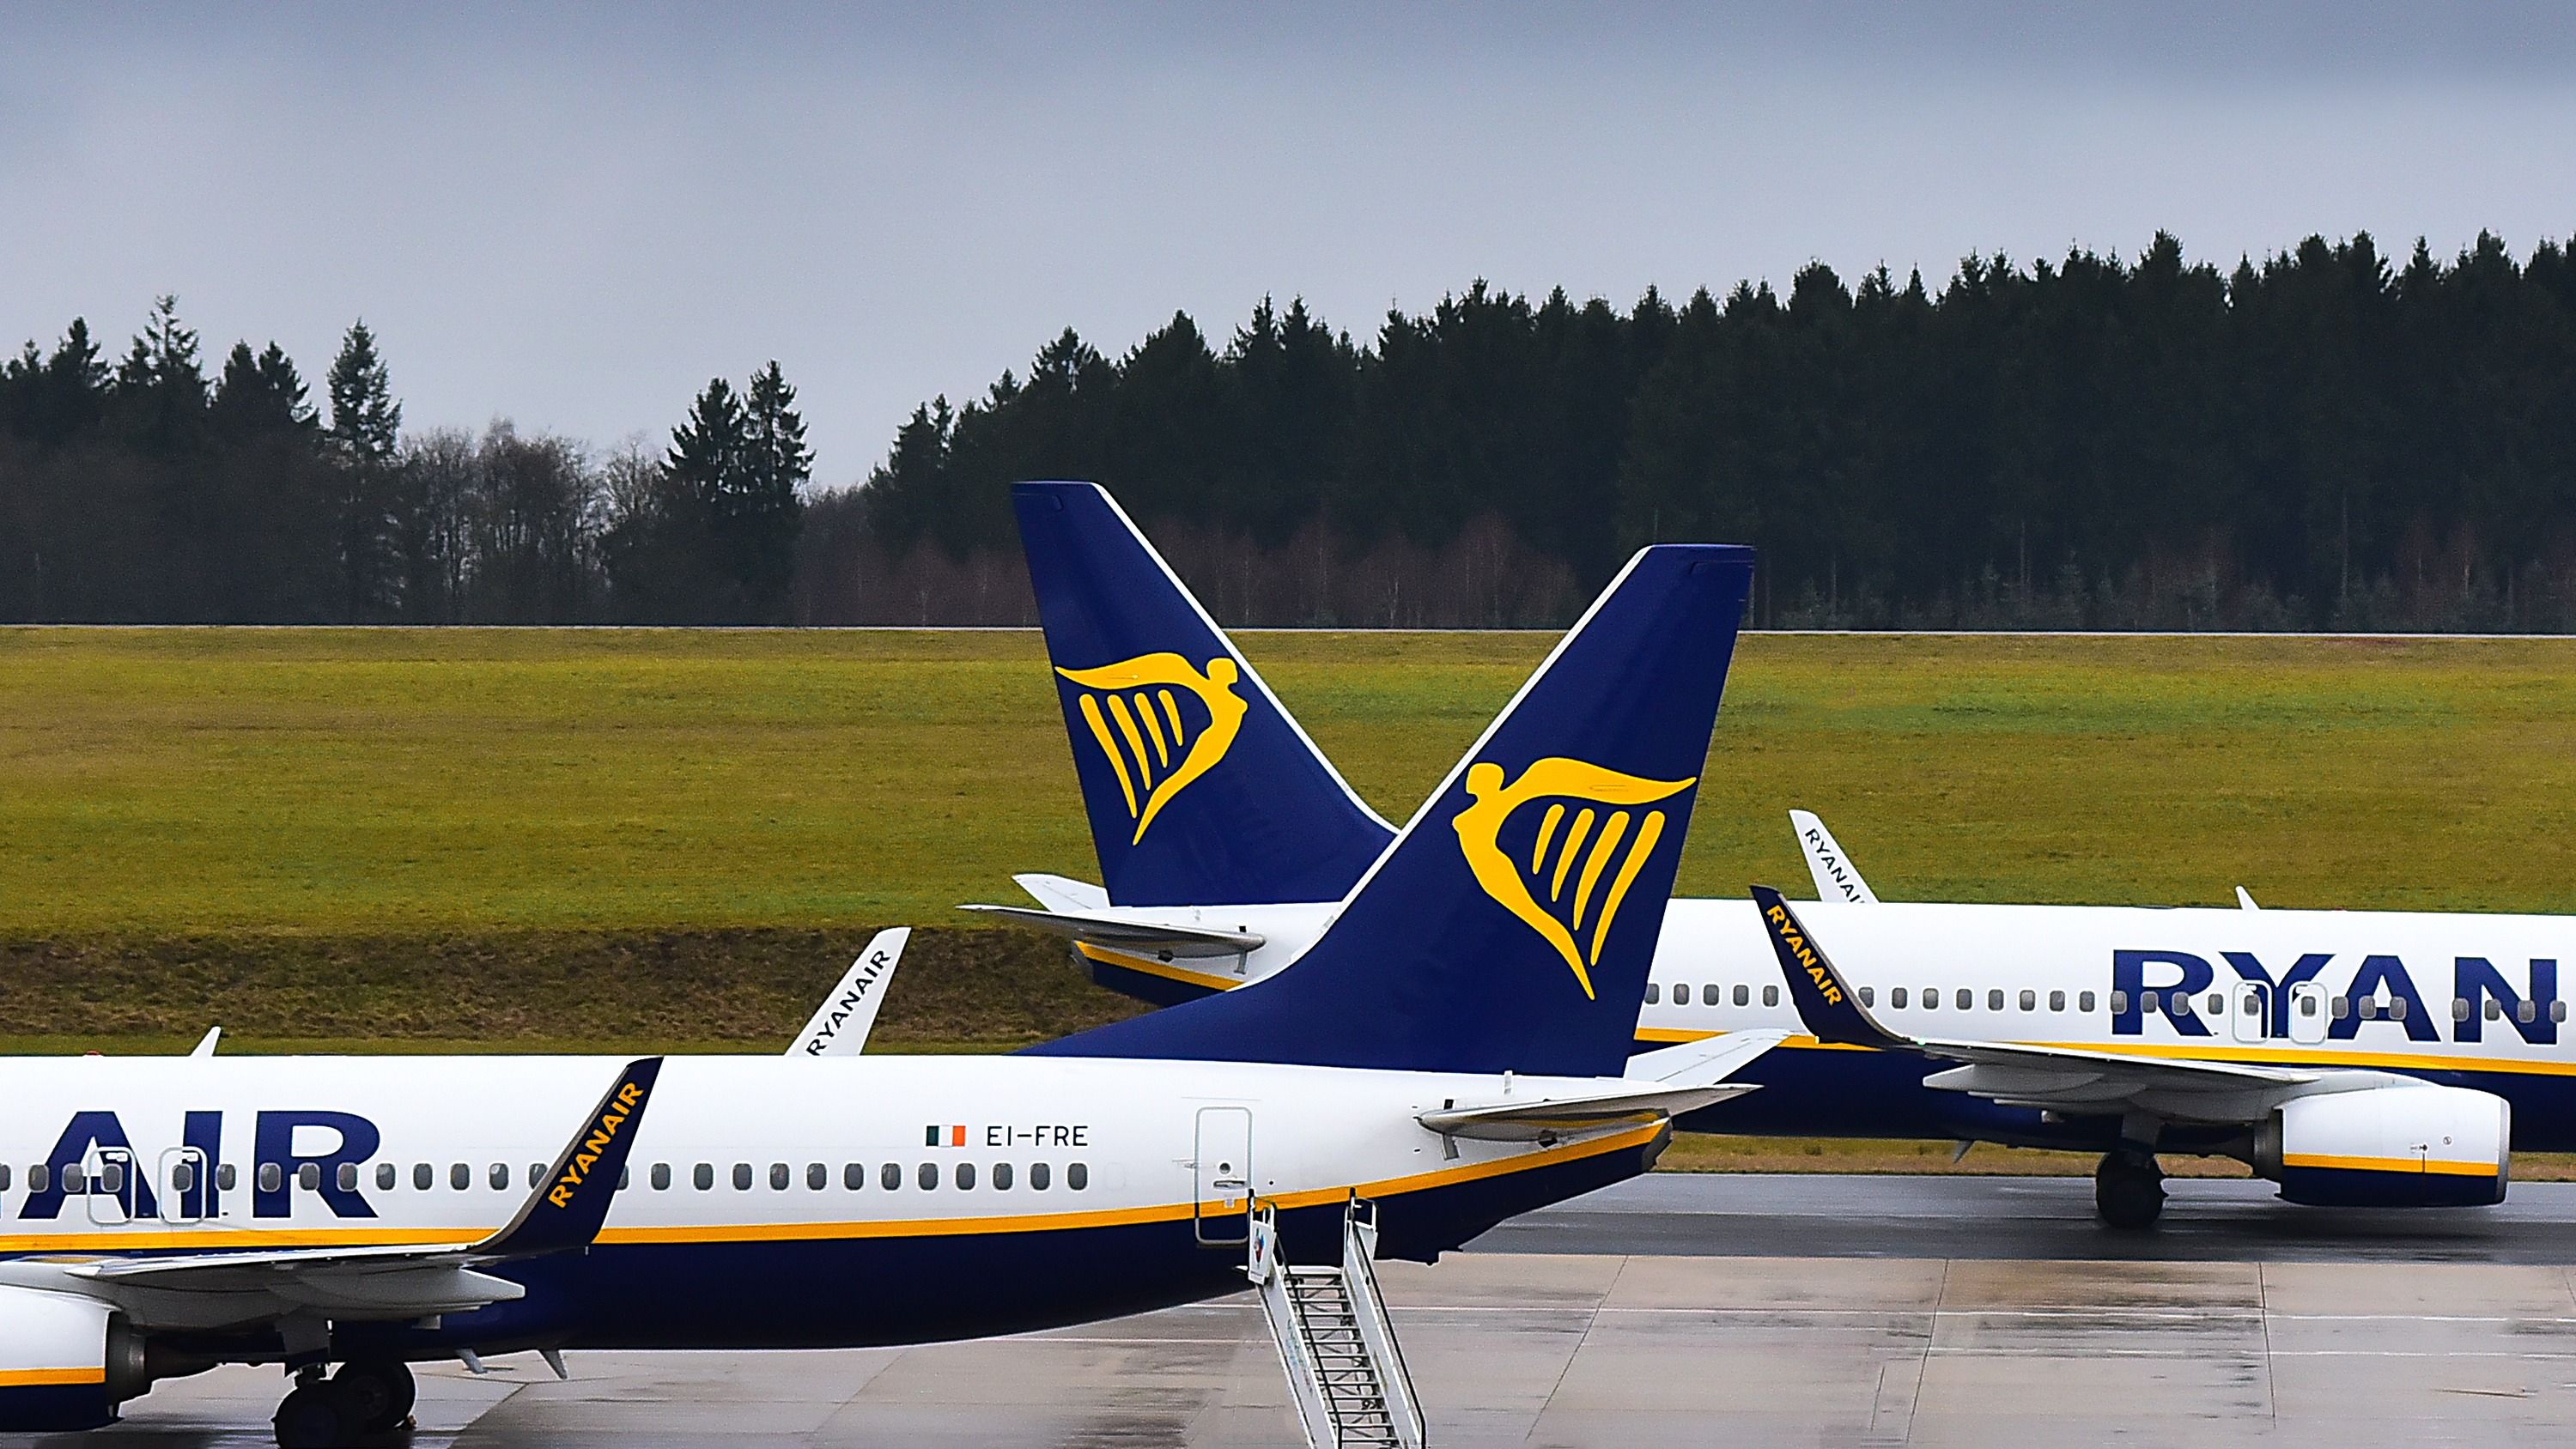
[6,3,2573,487]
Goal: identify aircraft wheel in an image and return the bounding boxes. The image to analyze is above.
[2093,1153,2166,1230]
[272,1379,358,1449]
[332,1357,416,1433]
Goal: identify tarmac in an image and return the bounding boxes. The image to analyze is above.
[52,1175,2576,1446]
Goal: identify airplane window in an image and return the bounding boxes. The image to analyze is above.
[0,1165,9,1191]
[1068,1163,1090,1191]
[27,1165,47,1195]
[101,1164,125,1193]
[335,1163,355,1191]
[618,1167,629,1190]
[2019,991,2036,1012]
[1954,989,1971,1010]
[219,1163,237,1191]
[1986,990,2003,1011]
[2083,991,2099,1012]
[2331,995,2350,1019]
[2206,993,2223,1017]
[733,1164,753,1191]
[845,1163,865,1190]
[1920,988,1935,1009]
[917,1162,938,1190]
[2388,997,2408,1022]
[2296,995,2317,1017]
[994,1162,1014,1190]
[2049,991,2065,1011]
[2553,1001,2567,1024]
[374,1163,394,1191]
[2173,994,2194,1017]
[414,1163,432,1191]
[1764,985,1781,1007]
[451,1163,470,1191]
[300,1163,322,1191]
[2453,997,2471,1022]
[2518,1000,2539,1024]
[2357,998,2378,1020]
[1673,983,1690,1003]
[259,1164,282,1192]
[1891,987,1909,1009]
[2101,991,2118,1014]
[1728,985,1745,1007]
[529,1164,545,1189]
[882,1162,902,1190]
[807,1163,826,1190]
[653,1163,671,1191]
[173,1163,196,1193]
[2487,999,2504,1021]
[957,1163,977,1190]
[694,1163,714,1191]
[488,1163,507,1190]
[1030,1162,1052,1190]
[769,1163,789,1191]
[1856,986,1872,1007]
[1645,984,1660,1004]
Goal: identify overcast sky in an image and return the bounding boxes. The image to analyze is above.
[6,3,2573,486]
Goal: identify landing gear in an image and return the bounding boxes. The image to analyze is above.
[2094,1151,2166,1229]
[333,1359,416,1434]
[272,1360,415,1447]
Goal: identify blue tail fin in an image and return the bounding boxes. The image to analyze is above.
[1015,482,1395,907]
[1029,543,1756,1079]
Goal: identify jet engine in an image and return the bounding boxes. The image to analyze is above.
[0,1286,149,1431]
[2253,1084,2510,1208]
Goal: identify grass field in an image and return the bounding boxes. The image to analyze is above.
[5,625,2576,1173]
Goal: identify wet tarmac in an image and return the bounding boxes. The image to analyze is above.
[42,1175,2576,1446]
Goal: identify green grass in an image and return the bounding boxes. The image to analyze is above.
[8,627,2575,938]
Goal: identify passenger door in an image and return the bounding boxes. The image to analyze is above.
[1193,1106,1254,1246]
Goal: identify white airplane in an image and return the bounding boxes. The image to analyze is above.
[0,542,1771,1447]
[987,480,2576,1229]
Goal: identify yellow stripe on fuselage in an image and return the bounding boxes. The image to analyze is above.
[0,1367,107,1388]
[2281,1152,2499,1178]
[1073,943,1249,993]
[0,1124,1663,1256]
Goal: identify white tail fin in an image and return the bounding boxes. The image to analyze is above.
[1789,809,1880,904]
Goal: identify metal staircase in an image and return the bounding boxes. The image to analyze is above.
[1246,1199,1426,1448]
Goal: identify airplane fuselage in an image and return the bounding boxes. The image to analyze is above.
[0,1054,1662,1360]
[1078,898,2576,1153]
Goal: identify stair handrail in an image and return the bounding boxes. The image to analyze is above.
[1341,1197,1427,1447]
[1247,1199,1338,1447]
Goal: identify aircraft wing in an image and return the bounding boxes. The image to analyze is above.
[1417,1031,1786,1141]
[787,927,908,1057]
[30,1058,662,1324]
[957,903,1265,958]
[1789,809,1880,904]
[1749,888,2408,1124]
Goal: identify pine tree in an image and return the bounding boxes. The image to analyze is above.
[737,361,811,621]
[326,321,403,617]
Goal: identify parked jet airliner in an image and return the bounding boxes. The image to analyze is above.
[987,481,2576,1229]
[0,541,1765,1446]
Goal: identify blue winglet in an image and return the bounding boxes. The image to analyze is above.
[473,1057,662,1258]
[1031,544,1754,1080]
[1013,482,1394,906]
[1750,886,1902,1049]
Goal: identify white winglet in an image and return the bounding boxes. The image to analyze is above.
[188,1027,222,1058]
[1789,809,1880,904]
[788,928,910,1058]
[2235,886,2261,911]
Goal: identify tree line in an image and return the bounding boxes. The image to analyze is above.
[0,299,806,623]
[12,229,2576,630]
[830,230,2576,631]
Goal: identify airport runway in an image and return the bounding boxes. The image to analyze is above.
[53,1174,2576,1447]
[1474,1173,2576,1264]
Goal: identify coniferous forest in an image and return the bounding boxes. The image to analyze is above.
[9,230,2576,630]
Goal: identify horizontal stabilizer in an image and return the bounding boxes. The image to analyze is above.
[1015,872,1110,913]
[959,903,1264,958]
[1420,1029,1786,1141]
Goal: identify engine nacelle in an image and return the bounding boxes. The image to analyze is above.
[2254,1085,2510,1208]
[0,1286,149,1431]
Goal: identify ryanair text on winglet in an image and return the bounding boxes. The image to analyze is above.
[548,1078,645,1210]
[1761,901,1844,1005]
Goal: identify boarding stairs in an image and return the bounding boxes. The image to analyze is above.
[1245,1199,1426,1448]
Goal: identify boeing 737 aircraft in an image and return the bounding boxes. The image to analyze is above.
[987,481,2576,1229]
[0,541,1766,1446]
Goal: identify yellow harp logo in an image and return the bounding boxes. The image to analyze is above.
[1057,653,1250,845]
[1452,757,1695,999]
